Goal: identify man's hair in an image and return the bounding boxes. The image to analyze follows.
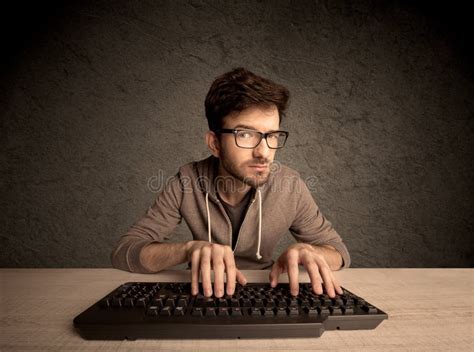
[205,67,290,132]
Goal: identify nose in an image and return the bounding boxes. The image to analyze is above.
[252,137,272,160]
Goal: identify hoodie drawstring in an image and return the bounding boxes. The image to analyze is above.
[205,190,263,260]
[205,192,212,243]
[255,188,263,260]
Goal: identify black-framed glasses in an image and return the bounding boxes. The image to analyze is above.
[216,129,289,149]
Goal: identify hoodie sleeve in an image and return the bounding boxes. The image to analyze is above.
[289,177,351,269]
[111,174,183,273]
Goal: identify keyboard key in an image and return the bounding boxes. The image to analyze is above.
[265,300,276,308]
[218,307,229,316]
[176,298,188,307]
[135,297,147,307]
[192,307,203,317]
[150,298,163,308]
[361,305,378,314]
[205,298,215,307]
[111,297,122,307]
[194,297,205,308]
[205,307,216,316]
[322,298,333,306]
[160,306,172,316]
[263,307,274,317]
[289,307,299,316]
[289,299,298,307]
[164,283,175,290]
[173,306,185,316]
[319,307,330,315]
[340,295,348,305]
[177,298,188,307]
[146,306,159,316]
[231,307,242,316]
[240,298,251,307]
[343,306,354,315]
[123,297,134,307]
[180,294,190,301]
[250,307,262,316]
[165,298,175,308]
[218,298,228,307]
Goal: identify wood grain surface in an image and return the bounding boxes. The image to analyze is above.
[0,268,472,351]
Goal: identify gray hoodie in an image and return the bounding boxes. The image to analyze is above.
[111,156,351,272]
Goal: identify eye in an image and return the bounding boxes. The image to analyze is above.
[269,132,285,140]
[237,131,253,138]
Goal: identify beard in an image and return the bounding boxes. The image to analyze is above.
[219,150,271,189]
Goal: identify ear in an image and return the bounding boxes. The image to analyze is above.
[206,131,220,158]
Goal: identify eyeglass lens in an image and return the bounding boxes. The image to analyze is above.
[235,130,287,148]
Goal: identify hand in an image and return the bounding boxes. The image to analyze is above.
[186,241,247,298]
[269,243,343,298]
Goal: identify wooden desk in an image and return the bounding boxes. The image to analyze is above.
[1,269,472,351]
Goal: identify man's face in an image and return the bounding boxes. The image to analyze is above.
[217,105,280,189]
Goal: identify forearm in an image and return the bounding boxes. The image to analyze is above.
[139,241,193,273]
[312,244,343,271]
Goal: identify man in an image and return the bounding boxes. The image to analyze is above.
[111,67,350,299]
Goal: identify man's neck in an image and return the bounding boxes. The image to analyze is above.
[216,165,252,206]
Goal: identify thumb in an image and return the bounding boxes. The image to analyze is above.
[236,269,247,286]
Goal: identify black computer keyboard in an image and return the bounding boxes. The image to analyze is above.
[73,282,388,340]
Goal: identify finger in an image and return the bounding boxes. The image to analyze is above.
[331,273,343,295]
[269,262,282,287]
[287,251,300,296]
[303,257,323,295]
[190,249,201,295]
[223,247,237,295]
[212,247,225,298]
[319,265,335,298]
[200,245,213,297]
[236,269,247,286]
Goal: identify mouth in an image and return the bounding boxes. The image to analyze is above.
[248,164,268,172]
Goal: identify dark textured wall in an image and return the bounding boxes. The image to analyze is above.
[1,0,473,268]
